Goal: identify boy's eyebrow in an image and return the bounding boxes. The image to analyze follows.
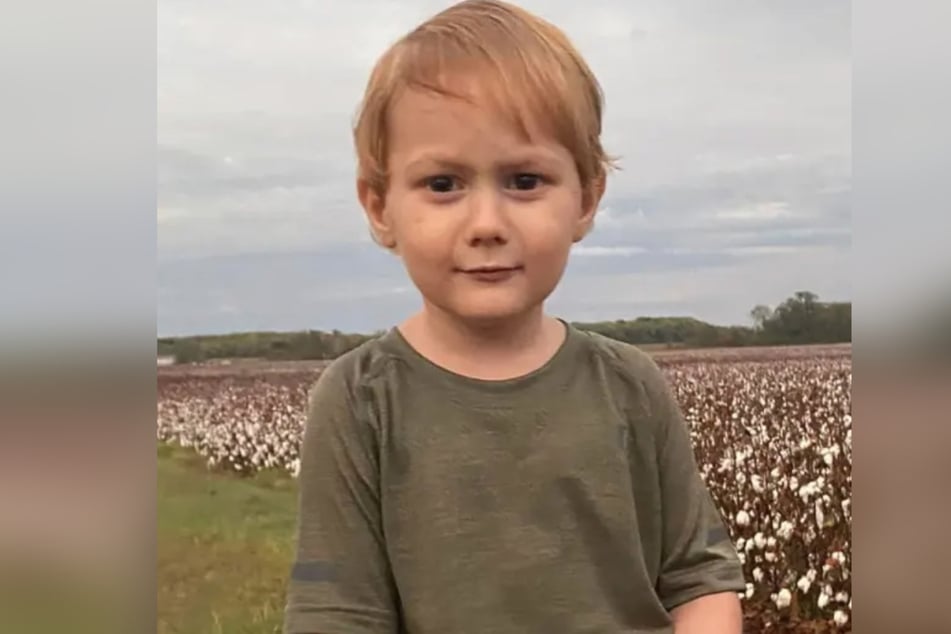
[404,154,470,173]
[404,149,565,173]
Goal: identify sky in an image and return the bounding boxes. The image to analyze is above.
[157,0,851,337]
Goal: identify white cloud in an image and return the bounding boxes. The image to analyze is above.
[714,201,795,223]
[573,245,647,257]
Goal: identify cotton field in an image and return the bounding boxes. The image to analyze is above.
[157,345,852,632]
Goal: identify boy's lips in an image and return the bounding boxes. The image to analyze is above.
[457,265,523,281]
[460,265,522,273]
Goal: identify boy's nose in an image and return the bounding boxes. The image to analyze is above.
[464,187,509,247]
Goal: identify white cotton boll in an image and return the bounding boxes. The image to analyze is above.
[774,589,792,609]
[836,592,849,603]
[832,551,846,565]
[799,438,812,450]
[736,472,747,486]
[797,576,812,593]
[834,610,849,626]
[778,521,795,541]
[765,552,777,562]
[745,540,755,553]
[807,569,817,583]
[771,467,781,479]
[818,593,830,609]
[823,452,834,466]
[738,552,746,565]
[736,511,750,526]
[800,481,821,503]
[753,567,764,582]
[767,537,777,549]
[737,538,746,551]
[745,583,755,599]
[789,476,799,491]
[754,533,766,549]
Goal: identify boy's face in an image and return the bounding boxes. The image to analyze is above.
[359,85,603,326]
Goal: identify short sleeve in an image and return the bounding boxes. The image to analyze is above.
[648,367,746,611]
[283,362,400,634]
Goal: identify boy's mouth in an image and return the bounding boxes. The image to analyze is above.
[461,265,522,273]
[458,265,524,281]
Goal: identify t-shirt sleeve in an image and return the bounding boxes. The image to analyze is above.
[284,362,400,634]
[647,364,746,612]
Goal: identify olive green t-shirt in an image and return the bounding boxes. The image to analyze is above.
[284,322,744,634]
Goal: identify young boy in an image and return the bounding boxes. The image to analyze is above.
[284,1,745,632]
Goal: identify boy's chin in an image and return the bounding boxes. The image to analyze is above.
[434,298,545,327]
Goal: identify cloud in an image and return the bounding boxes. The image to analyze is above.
[573,245,647,257]
[158,0,850,335]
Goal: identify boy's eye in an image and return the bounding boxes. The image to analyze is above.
[508,173,543,191]
[426,175,458,193]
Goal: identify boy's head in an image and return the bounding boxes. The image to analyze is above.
[353,0,616,326]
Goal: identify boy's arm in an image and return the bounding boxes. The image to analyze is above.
[646,363,745,633]
[284,364,399,634]
[670,591,743,633]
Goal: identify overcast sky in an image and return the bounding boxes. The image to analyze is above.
[157,0,850,337]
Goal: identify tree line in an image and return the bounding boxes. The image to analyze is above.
[158,291,850,364]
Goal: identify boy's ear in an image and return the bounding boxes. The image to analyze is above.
[357,178,397,249]
[574,173,607,242]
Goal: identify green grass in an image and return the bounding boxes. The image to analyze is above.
[158,444,299,634]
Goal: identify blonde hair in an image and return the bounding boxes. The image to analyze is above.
[352,0,618,198]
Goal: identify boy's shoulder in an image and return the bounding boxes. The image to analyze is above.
[579,327,656,368]
[573,327,684,434]
[308,329,398,396]
[576,327,671,392]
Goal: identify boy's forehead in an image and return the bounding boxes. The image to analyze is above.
[389,94,565,164]
[389,80,556,146]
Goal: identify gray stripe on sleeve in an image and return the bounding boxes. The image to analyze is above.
[291,561,337,583]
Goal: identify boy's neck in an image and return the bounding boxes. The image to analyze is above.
[398,304,567,381]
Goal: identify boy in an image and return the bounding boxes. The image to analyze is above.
[285,1,745,632]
